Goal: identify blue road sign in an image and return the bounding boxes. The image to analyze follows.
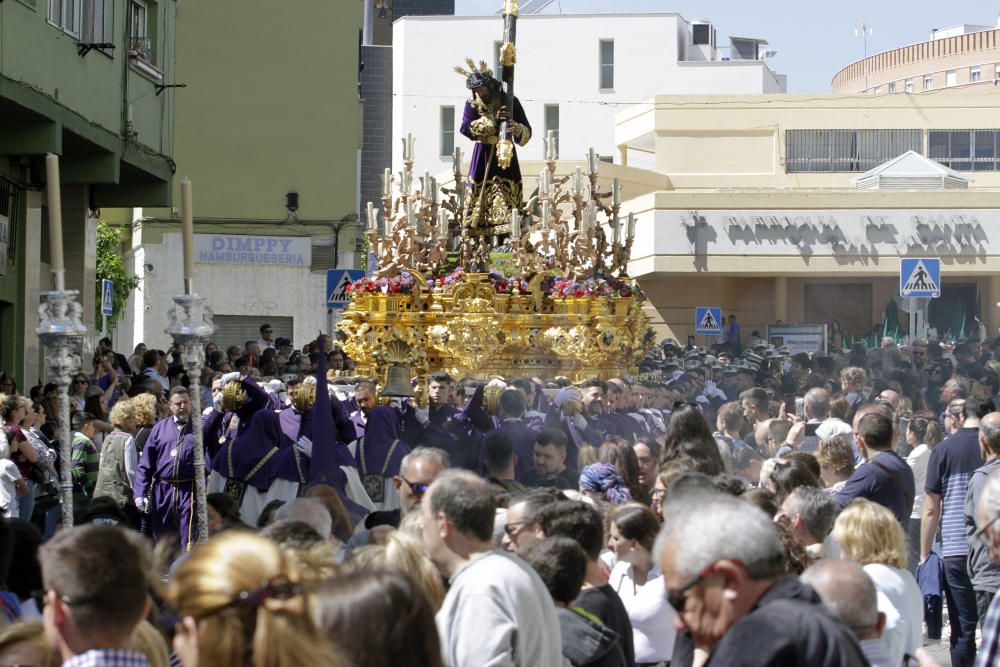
[695,307,723,335]
[900,258,940,298]
[101,279,114,316]
[327,269,365,309]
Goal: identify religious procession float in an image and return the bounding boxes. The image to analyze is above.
[338,0,654,386]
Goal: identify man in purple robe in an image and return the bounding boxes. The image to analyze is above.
[458,63,531,241]
[488,388,539,479]
[132,386,206,550]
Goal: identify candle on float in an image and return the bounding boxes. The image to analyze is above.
[613,178,622,207]
[180,177,195,289]
[403,133,415,161]
[572,167,583,197]
[539,169,549,196]
[511,209,521,238]
[541,200,551,230]
[452,146,463,173]
[587,147,599,175]
[627,212,636,240]
[545,130,556,160]
[438,208,449,237]
[44,154,65,281]
[430,177,438,205]
[613,216,621,246]
[406,199,415,228]
[382,168,392,197]
[583,200,596,234]
[367,202,378,232]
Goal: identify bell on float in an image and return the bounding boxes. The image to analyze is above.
[381,364,415,398]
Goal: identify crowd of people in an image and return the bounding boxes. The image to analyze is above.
[3,322,1000,666]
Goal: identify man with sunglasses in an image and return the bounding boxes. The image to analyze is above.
[393,446,449,514]
[658,490,867,667]
[38,524,152,666]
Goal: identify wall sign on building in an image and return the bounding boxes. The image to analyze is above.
[766,324,828,355]
[194,234,311,266]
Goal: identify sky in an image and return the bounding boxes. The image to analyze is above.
[454,0,999,92]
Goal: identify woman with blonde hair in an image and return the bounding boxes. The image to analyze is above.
[346,529,444,611]
[816,435,855,494]
[0,622,58,666]
[833,498,922,667]
[94,398,139,523]
[167,531,345,667]
[130,619,170,667]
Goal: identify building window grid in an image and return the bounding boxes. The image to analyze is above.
[48,0,82,36]
[599,39,614,90]
[905,78,914,93]
[928,129,1000,172]
[785,129,923,173]
[924,74,933,90]
[82,0,114,46]
[971,67,982,82]
[440,106,455,157]
[888,81,896,93]
[128,0,152,63]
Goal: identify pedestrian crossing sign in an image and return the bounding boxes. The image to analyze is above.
[695,307,723,335]
[326,269,365,309]
[899,258,940,298]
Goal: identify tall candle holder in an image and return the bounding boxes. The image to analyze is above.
[36,290,87,527]
[165,292,216,545]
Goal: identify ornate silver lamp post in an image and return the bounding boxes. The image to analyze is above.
[38,154,88,528]
[167,178,216,546]
[36,290,87,528]
[165,291,215,545]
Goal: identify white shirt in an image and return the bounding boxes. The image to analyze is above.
[906,444,931,519]
[436,550,563,667]
[864,563,922,667]
[257,338,275,351]
[0,459,22,518]
[608,560,676,663]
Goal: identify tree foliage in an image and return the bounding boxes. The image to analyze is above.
[94,220,141,327]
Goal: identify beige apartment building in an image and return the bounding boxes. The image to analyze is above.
[833,22,1000,94]
[615,93,1000,344]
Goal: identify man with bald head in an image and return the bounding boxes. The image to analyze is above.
[799,387,830,453]
[801,560,890,667]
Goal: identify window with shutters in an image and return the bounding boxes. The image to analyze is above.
[785,129,923,173]
[440,106,455,157]
[599,40,614,90]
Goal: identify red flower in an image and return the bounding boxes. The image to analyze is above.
[573,289,586,298]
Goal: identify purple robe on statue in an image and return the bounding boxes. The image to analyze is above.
[459,92,531,235]
[132,414,209,550]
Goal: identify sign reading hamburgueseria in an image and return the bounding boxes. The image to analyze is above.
[194,234,312,266]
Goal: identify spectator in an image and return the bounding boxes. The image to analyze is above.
[904,416,943,572]
[168,531,342,667]
[836,408,915,524]
[260,520,339,588]
[579,463,632,505]
[69,411,100,513]
[501,488,561,557]
[659,490,867,667]
[973,467,1000,666]
[93,398,138,524]
[0,622,58,667]
[834,498,923,667]
[607,503,675,665]
[922,395,994,667]
[521,427,578,489]
[776,485,838,558]
[817,435,855,494]
[535,499,636,667]
[393,446,450,516]
[801,560,892,667]
[312,570,443,667]
[38,525,152,664]
[965,412,1000,630]
[421,470,562,667]
[525,537,627,667]
[346,529,445,612]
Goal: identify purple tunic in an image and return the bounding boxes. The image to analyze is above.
[356,407,409,480]
[132,415,209,550]
[494,418,540,479]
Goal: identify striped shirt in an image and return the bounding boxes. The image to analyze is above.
[926,427,984,558]
[71,432,100,506]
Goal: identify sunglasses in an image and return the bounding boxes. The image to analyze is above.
[503,519,534,537]
[666,566,713,613]
[401,477,429,497]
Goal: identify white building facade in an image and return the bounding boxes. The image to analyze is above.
[392,12,785,180]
